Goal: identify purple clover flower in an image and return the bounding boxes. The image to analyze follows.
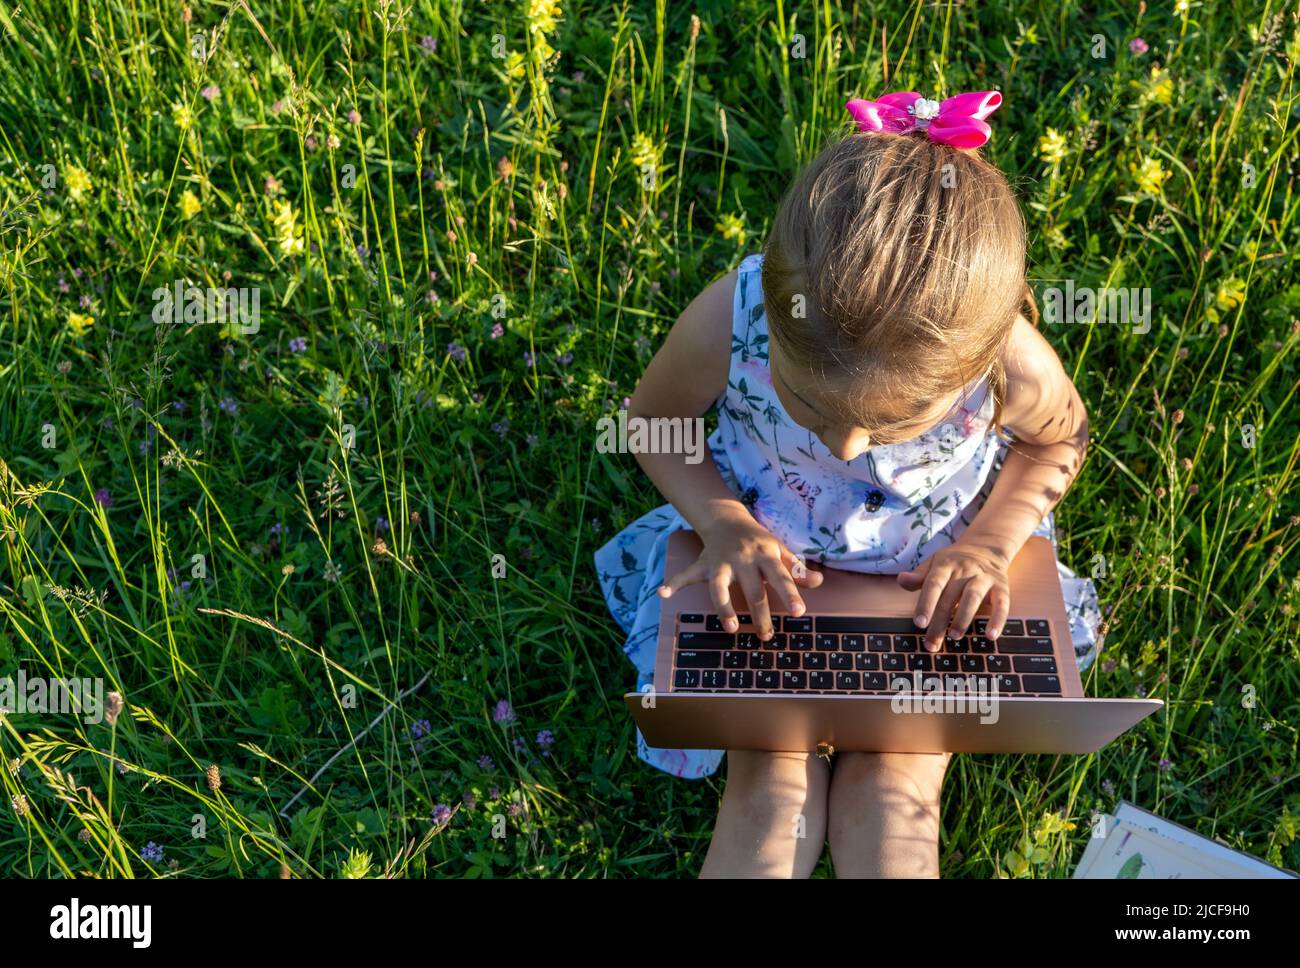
[431,803,452,824]
[492,699,515,724]
[93,488,112,507]
[141,842,164,863]
[447,342,467,363]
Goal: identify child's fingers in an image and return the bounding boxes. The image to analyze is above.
[909,561,949,629]
[921,573,966,651]
[985,585,1011,640]
[737,566,773,639]
[947,576,993,638]
[760,559,806,618]
[896,559,931,591]
[659,560,708,598]
[709,564,739,632]
[781,547,824,589]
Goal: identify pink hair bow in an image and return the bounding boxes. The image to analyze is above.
[845,91,1002,149]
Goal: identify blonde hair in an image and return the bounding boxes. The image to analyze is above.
[762,130,1034,438]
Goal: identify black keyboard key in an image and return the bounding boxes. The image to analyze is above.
[867,634,891,652]
[702,670,727,688]
[768,616,782,632]
[836,672,861,690]
[736,614,752,626]
[921,673,943,690]
[763,633,787,651]
[883,654,905,671]
[749,652,773,669]
[908,654,933,671]
[829,652,854,670]
[1003,620,1024,635]
[783,616,813,632]
[987,655,1011,673]
[971,636,995,653]
[997,637,1053,655]
[802,653,827,670]
[756,670,780,689]
[841,634,866,651]
[890,673,916,691]
[893,635,919,652]
[960,655,985,672]
[1022,674,1062,694]
[679,613,704,625]
[674,670,699,688]
[782,671,807,689]
[809,671,834,690]
[736,633,761,650]
[816,616,920,633]
[855,653,880,671]
[943,674,968,691]
[776,652,801,670]
[705,615,724,631]
[815,634,839,651]
[864,672,887,690]
[1013,656,1058,674]
[677,632,733,649]
[728,670,754,689]
[995,674,1020,693]
[946,636,968,653]
[723,651,748,669]
[677,650,720,669]
[1026,619,1050,636]
[790,633,814,651]
[935,654,958,672]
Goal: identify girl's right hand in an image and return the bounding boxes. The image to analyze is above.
[657,512,824,640]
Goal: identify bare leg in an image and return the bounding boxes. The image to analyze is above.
[700,750,830,878]
[826,751,952,878]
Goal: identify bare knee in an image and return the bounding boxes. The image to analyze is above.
[700,750,828,879]
[833,751,951,799]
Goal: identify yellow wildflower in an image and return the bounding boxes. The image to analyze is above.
[179,189,202,219]
[528,1,562,36]
[271,199,305,256]
[1207,277,1246,322]
[1130,156,1170,195]
[65,164,92,202]
[1147,67,1173,104]
[173,103,194,131]
[1038,128,1069,166]
[717,213,746,246]
[67,312,95,337]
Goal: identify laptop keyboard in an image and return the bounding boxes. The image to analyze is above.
[671,614,1062,696]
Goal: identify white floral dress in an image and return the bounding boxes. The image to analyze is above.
[595,253,1101,778]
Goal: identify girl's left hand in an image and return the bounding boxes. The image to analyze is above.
[897,541,1012,652]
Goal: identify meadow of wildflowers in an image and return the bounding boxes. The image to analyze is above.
[0,0,1297,878]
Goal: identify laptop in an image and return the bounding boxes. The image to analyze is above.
[625,530,1161,755]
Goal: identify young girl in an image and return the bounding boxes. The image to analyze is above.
[595,91,1101,878]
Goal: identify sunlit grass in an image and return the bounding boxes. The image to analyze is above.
[0,0,1297,877]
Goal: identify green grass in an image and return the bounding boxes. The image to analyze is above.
[0,0,1297,878]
